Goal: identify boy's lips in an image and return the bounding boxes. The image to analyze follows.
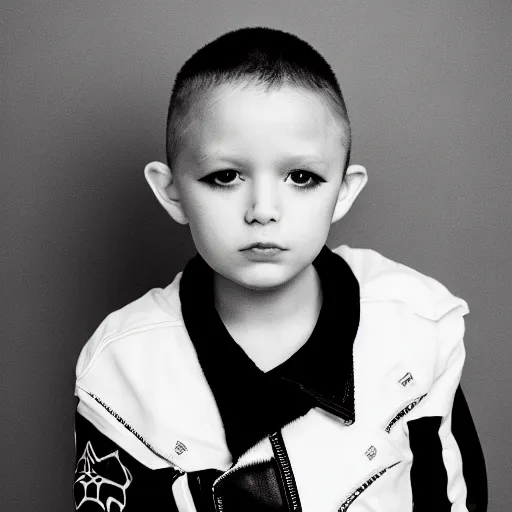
[240,242,287,250]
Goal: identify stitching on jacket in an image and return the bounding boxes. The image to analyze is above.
[84,390,184,472]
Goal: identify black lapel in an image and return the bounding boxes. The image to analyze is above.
[179,245,359,458]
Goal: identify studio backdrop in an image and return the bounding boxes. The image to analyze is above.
[2,1,511,511]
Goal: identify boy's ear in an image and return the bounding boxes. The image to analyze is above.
[331,164,368,223]
[144,161,189,225]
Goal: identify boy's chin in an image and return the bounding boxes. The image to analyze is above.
[237,279,287,292]
[226,266,308,292]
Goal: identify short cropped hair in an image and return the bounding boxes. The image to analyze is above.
[166,26,351,176]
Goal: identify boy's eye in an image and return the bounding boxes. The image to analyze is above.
[287,170,325,189]
[201,170,241,187]
[200,169,325,189]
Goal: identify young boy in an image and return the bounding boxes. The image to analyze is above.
[73,27,486,511]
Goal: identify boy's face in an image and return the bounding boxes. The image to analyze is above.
[148,83,366,291]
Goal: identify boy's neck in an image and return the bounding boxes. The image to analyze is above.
[213,263,323,369]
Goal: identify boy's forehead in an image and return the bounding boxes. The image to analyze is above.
[198,82,335,121]
[184,84,347,159]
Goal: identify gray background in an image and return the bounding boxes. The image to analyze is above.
[2,1,511,510]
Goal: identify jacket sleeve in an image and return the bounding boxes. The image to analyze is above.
[406,303,486,512]
[451,386,488,512]
[74,410,181,511]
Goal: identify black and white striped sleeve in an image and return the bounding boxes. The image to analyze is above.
[408,386,487,512]
[406,305,487,512]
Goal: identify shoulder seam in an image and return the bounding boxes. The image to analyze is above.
[77,320,184,380]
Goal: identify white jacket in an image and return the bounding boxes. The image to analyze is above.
[74,245,475,512]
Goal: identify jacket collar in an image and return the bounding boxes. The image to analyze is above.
[179,245,360,459]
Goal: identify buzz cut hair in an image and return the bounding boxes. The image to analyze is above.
[166,26,352,176]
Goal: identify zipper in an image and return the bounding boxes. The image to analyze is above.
[383,393,427,434]
[212,432,302,512]
[269,431,302,512]
[211,456,272,512]
[85,391,185,474]
[337,461,400,512]
[214,492,224,512]
[211,464,238,512]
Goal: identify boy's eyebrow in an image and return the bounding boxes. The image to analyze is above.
[196,151,328,168]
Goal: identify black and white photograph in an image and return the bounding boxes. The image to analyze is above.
[2,1,511,511]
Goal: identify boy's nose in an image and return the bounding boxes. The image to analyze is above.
[244,179,281,225]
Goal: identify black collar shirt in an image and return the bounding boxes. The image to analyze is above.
[179,245,360,460]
